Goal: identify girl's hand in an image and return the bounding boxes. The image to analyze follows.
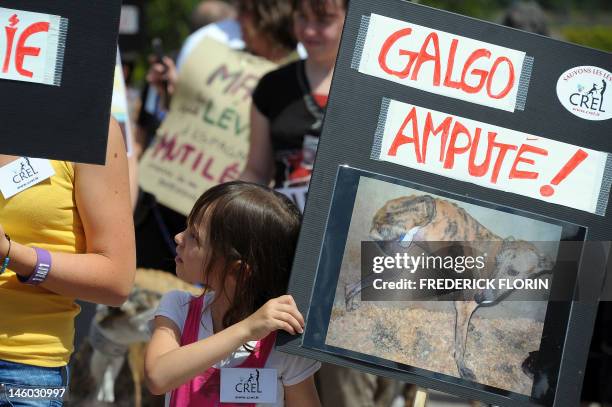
[239,295,305,342]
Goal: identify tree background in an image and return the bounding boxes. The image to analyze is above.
[128,0,612,83]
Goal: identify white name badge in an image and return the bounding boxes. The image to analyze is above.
[220,368,277,404]
[0,158,55,199]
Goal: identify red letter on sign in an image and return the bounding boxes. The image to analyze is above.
[378,28,415,79]
[411,32,441,86]
[468,131,498,177]
[490,142,518,183]
[443,39,462,90]
[460,49,491,94]
[443,120,472,169]
[15,21,50,78]
[486,57,515,100]
[421,112,452,163]
[509,144,548,179]
[387,107,422,162]
[3,14,21,74]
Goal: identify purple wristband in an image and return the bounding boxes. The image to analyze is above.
[17,247,51,285]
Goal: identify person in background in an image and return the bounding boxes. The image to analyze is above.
[135,0,237,159]
[145,0,299,113]
[239,0,342,188]
[134,0,300,274]
[502,1,549,36]
[190,0,237,34]
[145,181,320,407]
[240,0,399,405]
[0,118,135,406]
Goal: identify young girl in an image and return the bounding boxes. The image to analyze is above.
[240,0,399,404]
[145,181,321,407]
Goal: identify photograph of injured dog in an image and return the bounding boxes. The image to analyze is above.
[323,172,578,397]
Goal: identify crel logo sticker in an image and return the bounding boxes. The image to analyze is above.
[556,66,611,121]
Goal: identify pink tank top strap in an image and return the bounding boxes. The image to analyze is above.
[169,295,278,407]
[241,332,277,368]
[180,294,205,345]
[169,294,209,407]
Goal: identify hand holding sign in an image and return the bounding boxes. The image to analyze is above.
[238,295,305,341]
[147,55,177,99]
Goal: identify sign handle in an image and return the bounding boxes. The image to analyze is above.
[413,387,428,407]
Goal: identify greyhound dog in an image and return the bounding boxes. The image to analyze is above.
[344,195,554,381]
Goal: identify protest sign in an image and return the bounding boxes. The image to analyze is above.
[278,1,612,406]
[355,14,531,112]
[0,1,122,164]
[111,48,134,157]
[138,38,277,215]
[0,7,67,86]
[374,98,609,214]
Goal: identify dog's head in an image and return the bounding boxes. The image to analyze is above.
[97,287,162,345]
[370,195,436,241]
[475,240,555,304]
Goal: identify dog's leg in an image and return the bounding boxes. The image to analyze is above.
[90,349,126,402]
[345,280,364,311]
[454,300,479,381]
[128,343,147,407]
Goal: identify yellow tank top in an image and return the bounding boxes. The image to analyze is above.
[0,160,85,367]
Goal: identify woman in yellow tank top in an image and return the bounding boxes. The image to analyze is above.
[0,118,136,406]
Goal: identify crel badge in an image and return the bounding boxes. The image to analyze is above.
[556,65,612,121]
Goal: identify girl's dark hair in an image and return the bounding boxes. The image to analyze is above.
[188,181,302,329]
[293,0,349,17]
[238,0,298,52]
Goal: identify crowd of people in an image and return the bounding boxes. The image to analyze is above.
[0,0,610,406]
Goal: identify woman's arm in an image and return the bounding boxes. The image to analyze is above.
[0,118,136,306]
[145,295,305,395]
[127,142,139,210]
[285,376,321,407]
[239,104,275,185]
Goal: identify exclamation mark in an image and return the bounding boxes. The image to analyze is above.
[540,149,589,197]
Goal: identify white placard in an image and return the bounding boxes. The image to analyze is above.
[111,48,134,157]
[374,98,610,214]
[220,368,277,404]
[0,7,68,86]
[556,65,611,121]
[357,14,527,112]
[119,5,139,35]
[0,158,55,199]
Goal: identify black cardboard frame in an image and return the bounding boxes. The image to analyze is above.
[302,165,590,406]
[0,1,122,165]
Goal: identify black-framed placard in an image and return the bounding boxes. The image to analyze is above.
[0,1,122,164]
[278,1,612,406]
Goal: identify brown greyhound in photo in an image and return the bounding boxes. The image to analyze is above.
[344,195,554,381]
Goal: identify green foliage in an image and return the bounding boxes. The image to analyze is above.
[539,0,611,12]
[127,0,199,84]
[145,0,201,53]
[417,0,509,19]
[562,26,612,52]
